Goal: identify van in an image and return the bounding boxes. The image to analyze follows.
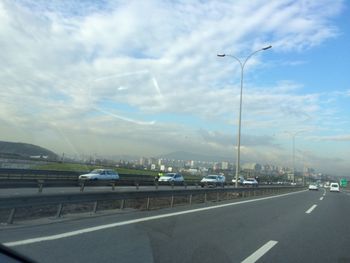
[330,183,340,192]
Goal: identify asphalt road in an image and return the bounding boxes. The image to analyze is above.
[1,188,349,263]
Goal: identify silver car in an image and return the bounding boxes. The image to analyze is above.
[242,178,258,187]
[200,175,226,187]
[79,169,119,181]
[158,173,184,184]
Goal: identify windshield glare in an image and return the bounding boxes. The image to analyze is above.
[1,1,349,262]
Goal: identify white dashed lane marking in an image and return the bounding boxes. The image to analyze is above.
[241,240,278,263]
[306,204,317,214]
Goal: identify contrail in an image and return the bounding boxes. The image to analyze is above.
[93,106,155,126]
[88,69,163,125]
[93,70,150,82]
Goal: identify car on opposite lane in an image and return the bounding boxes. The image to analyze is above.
[232,176,245,185]
[242,178,258,187]
[158,173,184,185]
[200,175,226,187]
[330,183,340,192]
[78,169,119,181]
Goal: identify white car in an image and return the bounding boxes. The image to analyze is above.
[308,184,318,191]
[242,178,258,186]
[200,175,225,187]
[158,173,184,184]
[79,169,119,181]
[232,176,244,185]
[330,183,340,192]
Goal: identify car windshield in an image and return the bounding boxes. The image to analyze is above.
[90,169,103,174]
[205,176,218,179]
[1,1,349,263]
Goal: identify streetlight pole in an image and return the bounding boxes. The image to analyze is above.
[285,130,304,183]
[301,150,308,187]
[218,45,272,187]
[293,135,295,182]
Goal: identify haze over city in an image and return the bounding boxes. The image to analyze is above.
[0,0,349,176]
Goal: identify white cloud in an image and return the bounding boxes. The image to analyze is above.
[0,0,347,175]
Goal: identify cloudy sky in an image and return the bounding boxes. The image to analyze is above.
[0,0,349,176]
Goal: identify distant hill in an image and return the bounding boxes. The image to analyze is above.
[0,141,58,160]
[158,151,232,162]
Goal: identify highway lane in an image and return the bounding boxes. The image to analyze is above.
[1,188,348,263]
[261,189,350,263]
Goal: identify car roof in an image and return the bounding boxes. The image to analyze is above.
[91,169,115,172]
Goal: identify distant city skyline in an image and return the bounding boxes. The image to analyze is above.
[0,139,322,179]
[60,150,315,175]
[0,1,349,176]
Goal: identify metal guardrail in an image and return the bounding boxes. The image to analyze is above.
[0,168,201,187]
[0,168,156,180]
[0,168,295,188]
[0,186,304,224]
[0,168,80,180]
[0,179,203,189]
[0,179,148,188]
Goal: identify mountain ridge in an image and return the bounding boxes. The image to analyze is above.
[0,141,58,160]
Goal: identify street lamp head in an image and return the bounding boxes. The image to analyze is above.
[262,45,272,50]
[217,54,226,57]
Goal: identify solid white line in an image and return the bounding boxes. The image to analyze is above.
[305,204,317,214]
[320,197,324,201]
[4,189,307,247]
[241,240,278,263]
